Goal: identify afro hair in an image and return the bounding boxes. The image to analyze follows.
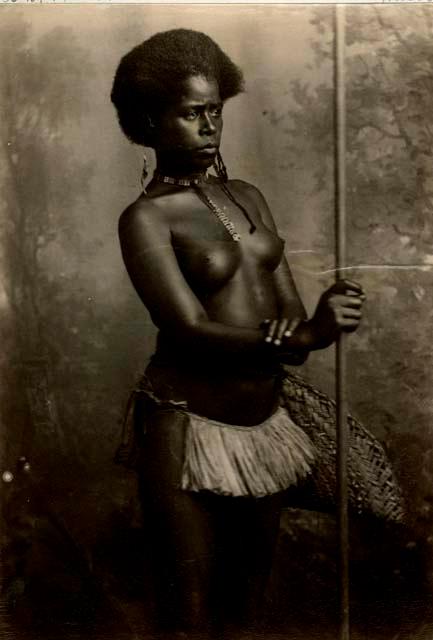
[111,29,244,147]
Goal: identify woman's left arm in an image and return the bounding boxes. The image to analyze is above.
[236,181,310,363]
[238,180,307,317]
[238,182,365,364]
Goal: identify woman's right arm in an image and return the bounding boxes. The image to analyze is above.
[119,202,278,362]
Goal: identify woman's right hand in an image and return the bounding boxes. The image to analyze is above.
[308,279,366,348]
[261,316,303,347]
[260,316,307,365]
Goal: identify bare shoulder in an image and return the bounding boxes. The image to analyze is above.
[118,194,168,238]
[227,179,276,228]
[226,179,266,206]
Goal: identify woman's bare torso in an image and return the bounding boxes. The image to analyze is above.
[122,178,296,425]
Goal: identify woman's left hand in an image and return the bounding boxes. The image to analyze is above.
[307,279,366,349]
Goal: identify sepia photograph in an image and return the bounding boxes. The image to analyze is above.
[0,4,432,639]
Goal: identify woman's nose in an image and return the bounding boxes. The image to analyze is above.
[201,113,217,134]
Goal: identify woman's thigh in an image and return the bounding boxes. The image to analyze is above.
[212,493,283,627]
[137,409,283,632]
[137,410,217,631]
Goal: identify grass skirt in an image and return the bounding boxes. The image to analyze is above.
[115,370,404,522]
[181,406,315,497]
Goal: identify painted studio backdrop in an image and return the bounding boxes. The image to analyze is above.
[1,5,432,639]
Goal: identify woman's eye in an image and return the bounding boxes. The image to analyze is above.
[210,107,222,117]
[184,111,198,120]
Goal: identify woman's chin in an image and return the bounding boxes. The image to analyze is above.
[203,155,218,170]
[185,157,216,174]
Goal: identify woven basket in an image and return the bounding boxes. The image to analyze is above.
[280,370,404,523]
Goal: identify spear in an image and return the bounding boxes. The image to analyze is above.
[334,6,350,640]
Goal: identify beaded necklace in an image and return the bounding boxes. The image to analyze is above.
[192,185,241,242]
[153,172,256,241]
[153,172,205,187]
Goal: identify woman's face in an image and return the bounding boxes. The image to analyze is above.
[153,75,223,174]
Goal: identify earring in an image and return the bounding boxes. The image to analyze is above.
[141,152,149,193]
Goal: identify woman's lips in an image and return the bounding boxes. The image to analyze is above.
[196,146,218,155]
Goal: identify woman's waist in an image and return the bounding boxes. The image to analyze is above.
[144,352,282,426]
[153,332,281,377]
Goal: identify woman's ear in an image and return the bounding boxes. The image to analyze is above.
[143,113,157,148]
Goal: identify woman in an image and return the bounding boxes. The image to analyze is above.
[111,29,366,638]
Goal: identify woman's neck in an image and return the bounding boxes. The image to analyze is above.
[155,157,210,182]
[155,168,207,181]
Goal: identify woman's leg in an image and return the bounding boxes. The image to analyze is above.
[137,407,283,636]
[137,409,218,636]
[212,493,283,632]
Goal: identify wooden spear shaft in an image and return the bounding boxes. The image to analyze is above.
[334,6,350,640]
